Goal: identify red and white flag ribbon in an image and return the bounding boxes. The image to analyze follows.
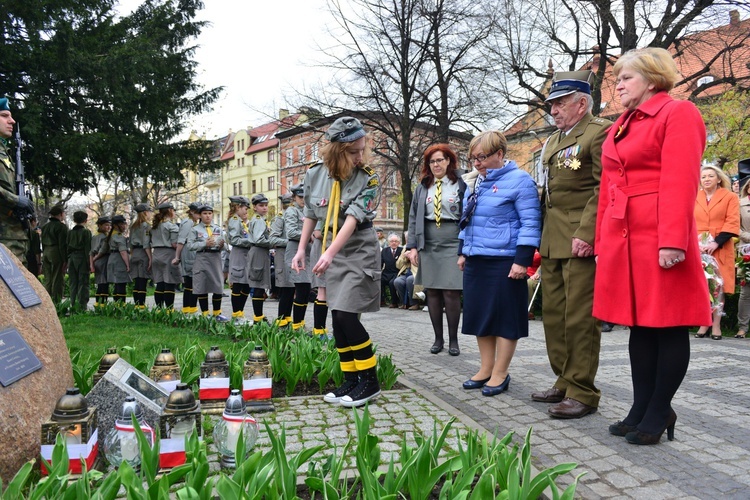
[199,377,231,400]
[40,429,99,475]
[242,378,272,400]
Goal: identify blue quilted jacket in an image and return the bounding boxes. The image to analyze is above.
[459,160,541,257]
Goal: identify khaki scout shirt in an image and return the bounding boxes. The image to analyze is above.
[150,220,179,248]
[129,223,151,249]
[302,162,380,226]
[227,215,252,249]
[187,221,225,252]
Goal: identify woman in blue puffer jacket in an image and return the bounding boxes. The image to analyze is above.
[457,130,541,397]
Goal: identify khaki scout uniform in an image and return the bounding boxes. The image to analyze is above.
[177,218,198,277]
[150,220,181,284]
[106,231,131,283]
[540,112,611,408]
[269,210,290,288]
[227,215,252,285]
[302,163,381,313]
[246,213,285,289]
[0,139,28,263]
[129,223,151,279]
[187,221,225,295]
[91,231,109,285]
[41,217,68,302]
[283,204,311,284]
[67,224,92,309]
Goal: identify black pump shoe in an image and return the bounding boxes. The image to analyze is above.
[430,343,444,354]
[625,410,677,445]
[609,421,638,437]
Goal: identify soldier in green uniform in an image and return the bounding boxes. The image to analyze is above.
[292,116,382,408]
[67,211,92,312]
[41,205,69,303]
[25,215,42,276]
[91,216,111,306]
[0,97,33,263]
[532,71,612,419]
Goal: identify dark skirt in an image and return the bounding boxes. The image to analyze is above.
[462,256,528,340]
[415,220,462,290]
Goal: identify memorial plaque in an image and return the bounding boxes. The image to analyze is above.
[0,246,42,308]
[0,327,42,387]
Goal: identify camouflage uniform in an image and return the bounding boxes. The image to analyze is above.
[41,217,69,302]
[0,139,28,263]
[67,224,92,310]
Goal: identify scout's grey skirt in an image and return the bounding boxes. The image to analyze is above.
[309,237,326,287]
[229,247,249,285]
[106,254,131,284]
[325,226,380,313]
[274,246,291,288]
[94,255,109,285]
[193,251,224,295]
[246,246,271,289]
[285,239,311,284]
[129,248,150,279]
[151,247,182,284]
[416,220,462,290]
[180,247,196,276]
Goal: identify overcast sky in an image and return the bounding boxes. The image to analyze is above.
[117,0,335,139]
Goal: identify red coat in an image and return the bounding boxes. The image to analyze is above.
[694,188,740,292]
[593,91,711,328]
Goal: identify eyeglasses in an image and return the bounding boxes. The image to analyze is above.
[468,151,496,163]
[428,157,447,165]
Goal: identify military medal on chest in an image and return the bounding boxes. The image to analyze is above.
[557,144,582,170]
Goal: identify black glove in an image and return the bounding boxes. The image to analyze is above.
[16,195,35,214]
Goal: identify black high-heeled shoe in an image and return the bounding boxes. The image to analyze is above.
[625,410,677,445]
[608,421,638,437]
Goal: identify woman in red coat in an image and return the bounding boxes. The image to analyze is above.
[593,47,710,445]
[694,165,740,340]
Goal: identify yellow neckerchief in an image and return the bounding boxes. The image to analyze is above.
[206,224,213,238]
[240,217,249,234]
[321,180,341,253]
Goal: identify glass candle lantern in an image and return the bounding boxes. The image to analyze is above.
[103,396,153,471]
[40,388,98,475]
[158,383,202,469]
[212,389,259,468]
[93,347,120,385]
[242,345,274,412]
[149,348,181,393]
[199,346,230,413]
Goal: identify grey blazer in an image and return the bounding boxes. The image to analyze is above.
[406,177,466,251]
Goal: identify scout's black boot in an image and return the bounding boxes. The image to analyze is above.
[340,367,381,408]
[323,371,359,404]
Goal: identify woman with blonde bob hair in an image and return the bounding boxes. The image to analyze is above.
[694,164,739,339]
[594,47,710,445]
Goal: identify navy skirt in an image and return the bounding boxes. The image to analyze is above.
[462,256,528,339]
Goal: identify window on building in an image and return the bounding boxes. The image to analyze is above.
[253,154,257,166]
[311,143,319,161]
[268,149,276,162]
[238,181,243,195]
[387,173,397,188]
[286,177,293,192]
[233,183,237,196]
[299,173,305,184]
[533,150,543,185]
[300,146,307,164]
[386,202,396,220]
[252,180,257,193]
[268,176,275,190]
[286,151,293,166]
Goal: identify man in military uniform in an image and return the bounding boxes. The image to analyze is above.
[532,71,612,419]
[0,97,33,263]
[42,204,69,303]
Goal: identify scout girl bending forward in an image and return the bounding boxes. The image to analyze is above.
[292,116,381,408]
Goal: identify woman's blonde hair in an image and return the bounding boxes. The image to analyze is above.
[225,203,241,226]
[468,130,508,158]
[613,47,680,92]
[701,164,731,190]
[320,140,370,181]
[131,211,150,230]
[152,207,174,230]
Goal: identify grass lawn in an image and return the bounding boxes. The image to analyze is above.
[60,313,246,363]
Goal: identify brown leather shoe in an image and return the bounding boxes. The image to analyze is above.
[530,386,565,403]
[548,398,597,419]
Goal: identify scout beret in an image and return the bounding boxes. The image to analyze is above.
[112,215,127,224]
[280,193,293,205]
[251,193,269,205]
[229,195,250,206]
[96,216,111,225]
[546,70,593,102]
[198,204,214,212]
[188,202,201,212]
[325,116,366,143]
[375,226,384,232]
[156,202,174,210]
[0,98,9,111]
[49,205,65,216]
[134,203,152,213]
[290,183,304,197]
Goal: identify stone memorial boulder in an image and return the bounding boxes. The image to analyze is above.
[0,243,73,482]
